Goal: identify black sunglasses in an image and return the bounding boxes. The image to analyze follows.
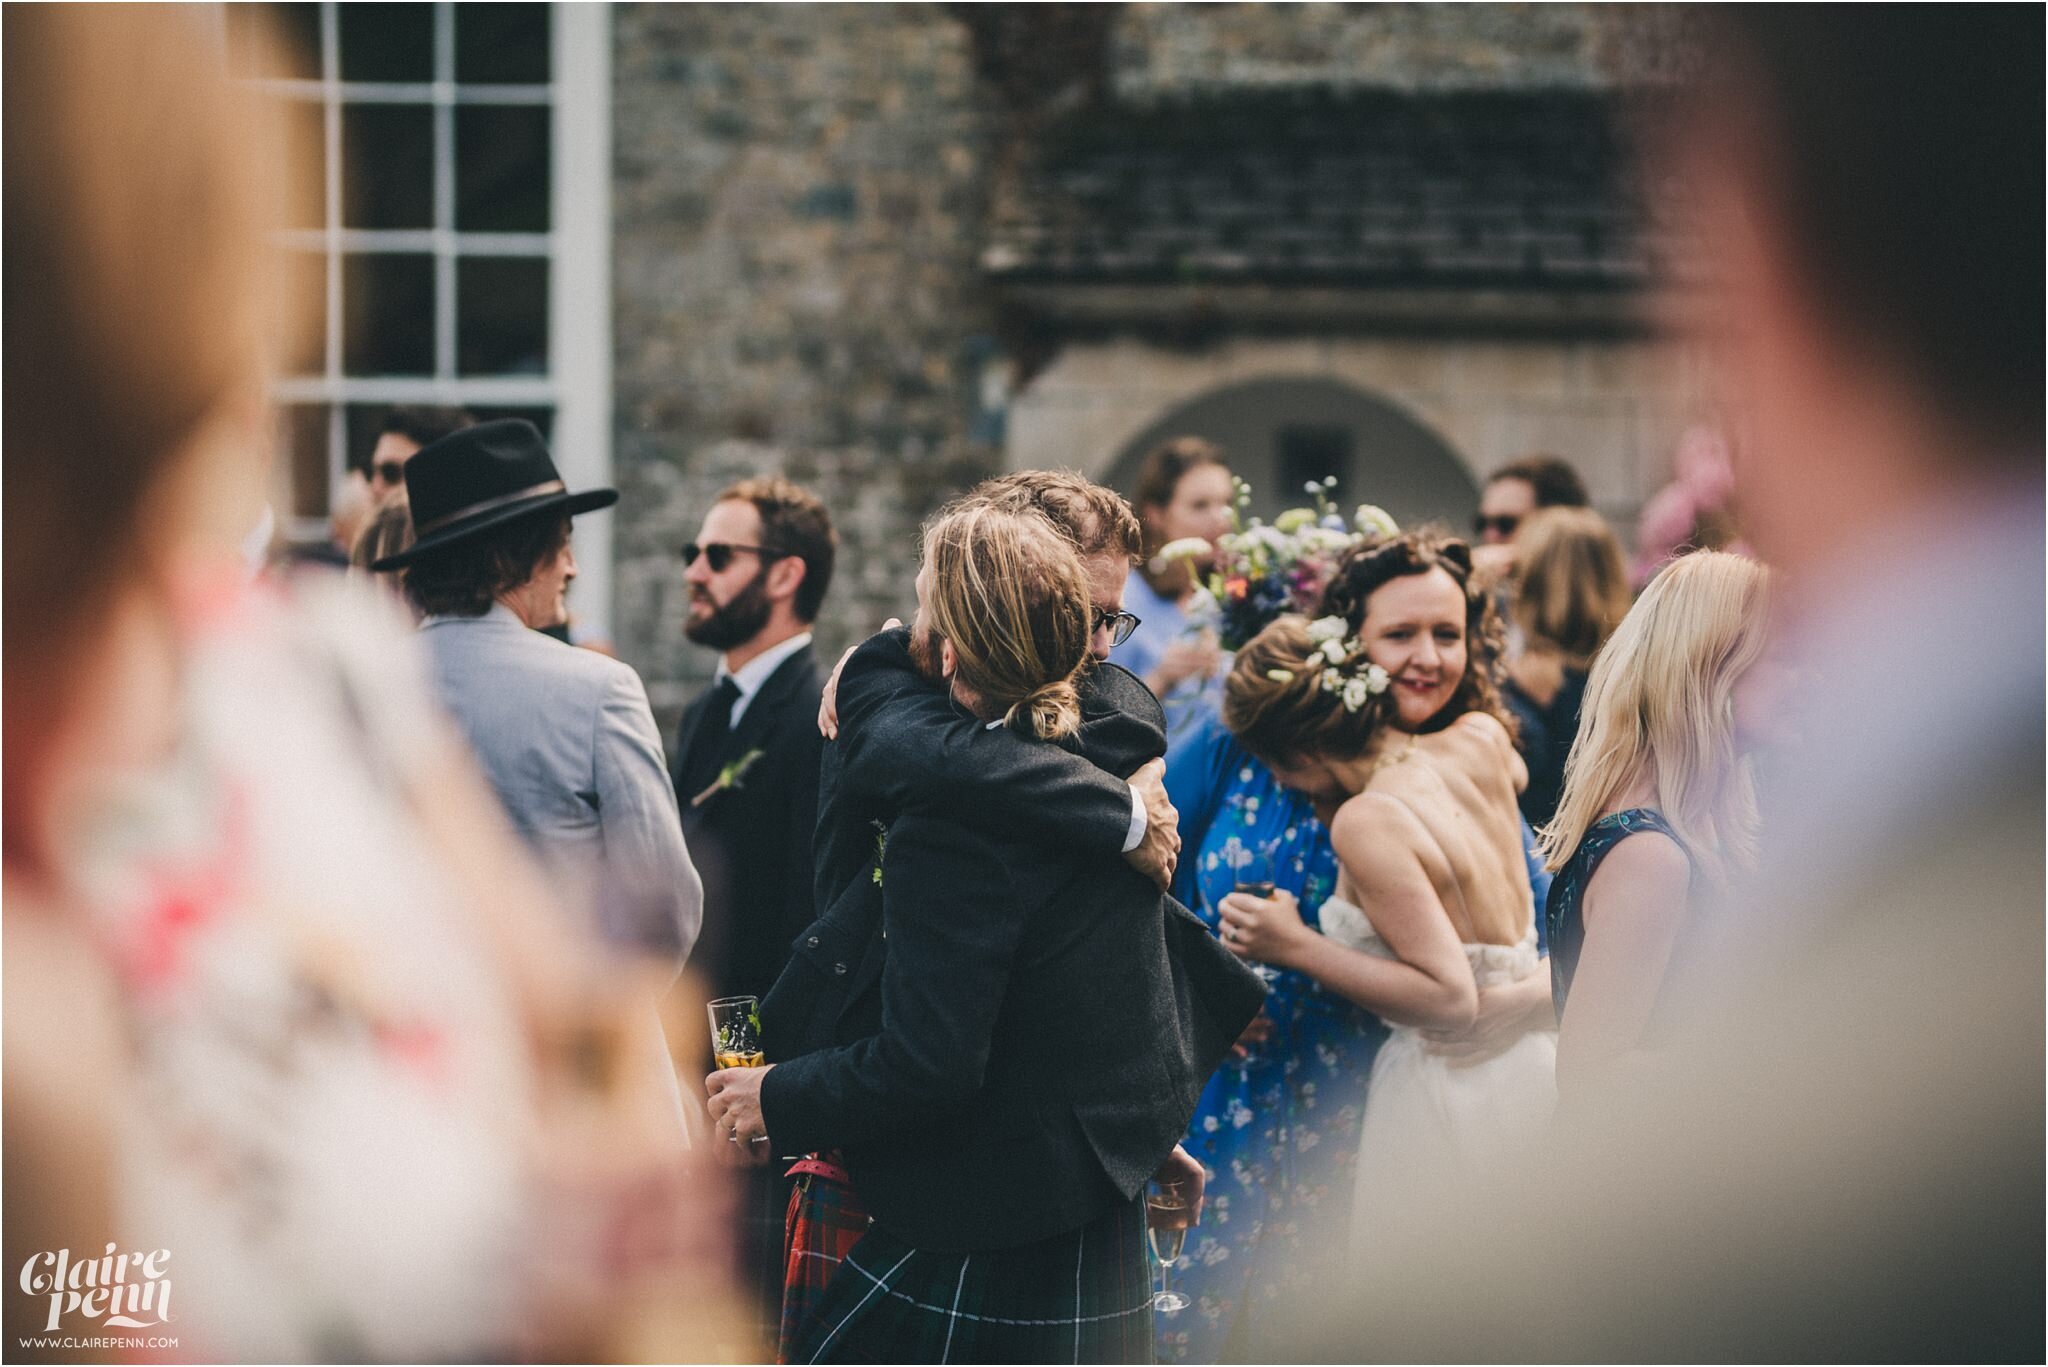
[681,541,788,573]
[1093,608,1141,647]
[1473,514,1521,538]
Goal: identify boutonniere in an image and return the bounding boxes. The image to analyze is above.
[870,820,888,887]
[690,746,767,808]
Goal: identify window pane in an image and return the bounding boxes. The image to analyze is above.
[458,258,548,375]
[277,96,327,231]
[455,4,551,84]
[343,254,436,375]
[228,3,321,81]
[455,106,551,232]
[279,403,332,519]
[338,2,434,82]
[342,105,434,229]
[282,251,327,377]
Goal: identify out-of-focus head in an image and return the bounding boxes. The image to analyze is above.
[1133,436,1234,590]
[1318,530,1513,735]
[976,470,1141,659]
[1512,507,1633,666]
[370,406,475,501]
[1540,550,1773,887]
[3,5,303,870]
[683,476,835,650]
[1223,616,1396,797]
[913,501,1092,741]
[1478,456,1589,544]
[350,492,417,581]
[1668,9,2041,572]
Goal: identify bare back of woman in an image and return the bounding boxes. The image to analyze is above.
[1343,712,1532,948]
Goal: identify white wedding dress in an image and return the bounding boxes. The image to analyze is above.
[1319,896,1558,1255]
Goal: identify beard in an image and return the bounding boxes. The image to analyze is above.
[684,569,774,650]
[907,620,947,685]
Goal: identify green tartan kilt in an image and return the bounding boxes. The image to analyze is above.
[784,1196,1153,1365]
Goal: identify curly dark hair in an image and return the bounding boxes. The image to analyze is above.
[1316,526,1517,736]
[402,511,571,619]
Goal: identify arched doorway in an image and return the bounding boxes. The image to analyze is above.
[1104,377,1477,533]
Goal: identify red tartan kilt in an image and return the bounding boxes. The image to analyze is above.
[779,1156,872,1363]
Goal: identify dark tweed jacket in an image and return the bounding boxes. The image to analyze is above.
[760,630,1266,1252]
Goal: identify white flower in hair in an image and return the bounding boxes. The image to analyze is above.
[1319,637,1347,665]
[1321,668,1341,693]
[1364,663,1391,694]
[1306,615,1349,644]
[1353,504,1400,540]
[1341,675,1373,711]
[1265,668,1295,683]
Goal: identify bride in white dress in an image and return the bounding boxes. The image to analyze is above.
[1214,613,1557,1253]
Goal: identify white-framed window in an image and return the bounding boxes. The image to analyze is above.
[228,1,613,629]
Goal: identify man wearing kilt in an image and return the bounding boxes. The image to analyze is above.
[708,494,1264,1363]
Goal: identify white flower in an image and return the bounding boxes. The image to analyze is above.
[1364,663,1390,694]
[1321,668,1341,693]
[1342,675,1372,711]
[1306,615,1349,643]
[1265,668,1295,683]
[1150,536,1213,572]
[1319,638,1347,665]
[1353,503,1400,539]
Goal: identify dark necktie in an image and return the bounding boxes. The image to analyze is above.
[678,676,742,809]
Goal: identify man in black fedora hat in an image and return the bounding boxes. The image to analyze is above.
[374,419,704,964]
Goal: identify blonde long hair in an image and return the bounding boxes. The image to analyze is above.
[1538,551,1772,888]
[920,501,1093,741]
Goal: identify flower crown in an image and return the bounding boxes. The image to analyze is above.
[1264,615,1391,713]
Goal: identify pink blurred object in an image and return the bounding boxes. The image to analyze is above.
[1634,426,1751,586]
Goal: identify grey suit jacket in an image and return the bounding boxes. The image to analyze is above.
[419,605,703,961]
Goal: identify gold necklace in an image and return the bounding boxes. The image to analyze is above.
[1369,735,1419,778]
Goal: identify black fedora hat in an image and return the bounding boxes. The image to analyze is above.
[371,419,616,570]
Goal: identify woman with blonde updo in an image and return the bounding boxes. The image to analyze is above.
[1219,610,1558,1255]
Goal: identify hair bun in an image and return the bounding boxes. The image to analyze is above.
[1008,679,1082,742]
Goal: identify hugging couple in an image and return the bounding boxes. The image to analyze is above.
[705,472,1265,1363]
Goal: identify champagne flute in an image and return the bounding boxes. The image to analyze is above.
[707,996,765,1070]
[1146,1178,1192,1312]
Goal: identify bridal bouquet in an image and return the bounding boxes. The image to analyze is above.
[1154,478,1399,651]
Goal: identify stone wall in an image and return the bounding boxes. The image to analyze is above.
[611,3,996,727]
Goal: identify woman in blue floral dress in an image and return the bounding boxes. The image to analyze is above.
[1159,709,1385,1364]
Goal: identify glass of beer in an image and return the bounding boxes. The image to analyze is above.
[1146,1178,1192,1312]
[707,996,765,1070]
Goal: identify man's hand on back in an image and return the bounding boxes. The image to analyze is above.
[818,618,903,739]
[1123,758,1180,890]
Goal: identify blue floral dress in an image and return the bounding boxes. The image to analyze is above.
[1156,712,1386,1363]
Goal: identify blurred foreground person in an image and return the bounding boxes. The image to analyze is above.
[1537,551,1772,1101]
[2,9,742,1360]
[1282,7,2043,1359]
[1118,437,1236,737]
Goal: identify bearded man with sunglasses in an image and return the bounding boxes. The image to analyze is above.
[673,476,837,1346]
